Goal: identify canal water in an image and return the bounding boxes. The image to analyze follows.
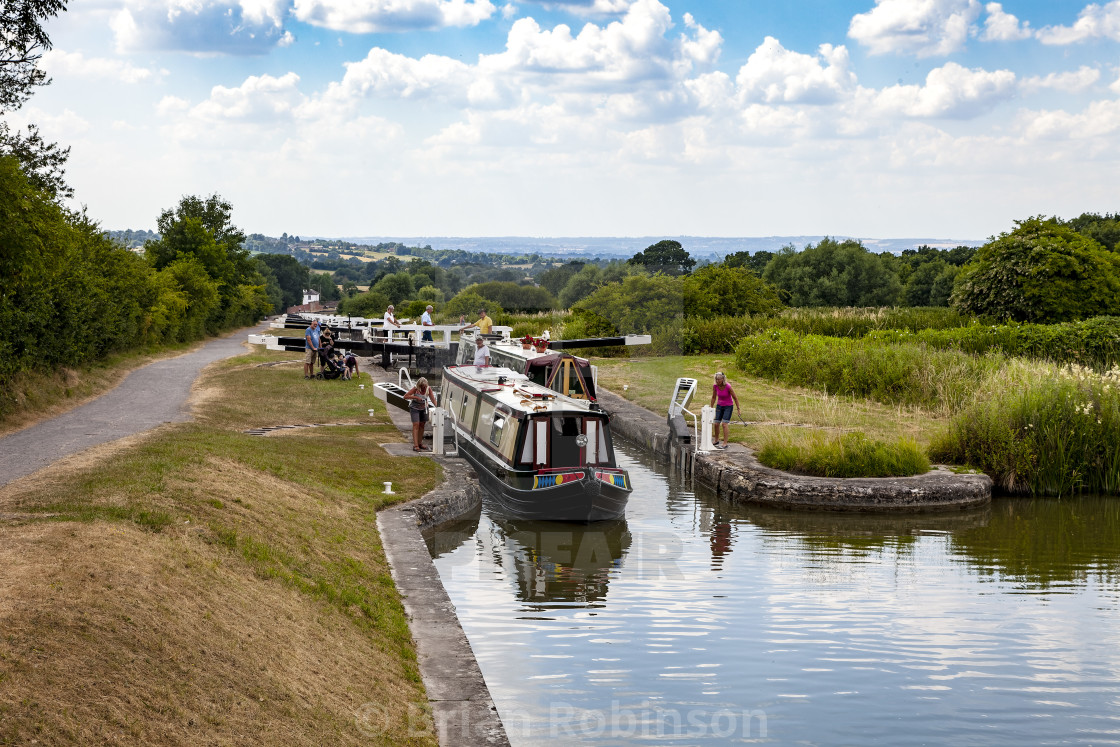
[425,441,1120,745]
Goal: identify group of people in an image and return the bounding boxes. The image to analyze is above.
[302,319,359,380]
[381,304,440,342]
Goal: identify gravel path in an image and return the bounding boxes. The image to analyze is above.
[0,324,262,488]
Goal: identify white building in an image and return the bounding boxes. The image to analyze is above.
[302,289,321,306]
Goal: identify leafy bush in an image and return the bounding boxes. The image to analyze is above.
[758,432,930,478]
[469,281,557,312]
[930,362,1120,495]
[336,290,390,318]
[763,238,902,307]
[733,331,1003,413]
[952,217,1120,323]
[682,264,784,319]
[443,290,503,320]
[573,274,682,334]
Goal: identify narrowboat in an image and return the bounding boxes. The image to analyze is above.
[441,362,632,522]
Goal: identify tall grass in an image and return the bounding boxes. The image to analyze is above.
[930,362,1120,495]
[734,330,1003,414]
[758,431,930,478]
[865,316,1120,368]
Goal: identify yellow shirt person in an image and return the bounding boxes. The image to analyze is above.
[460,309,494,335]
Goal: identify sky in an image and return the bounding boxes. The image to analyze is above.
[10,0,1120,240]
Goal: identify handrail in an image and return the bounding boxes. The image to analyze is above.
[398,367,413,390]
[680,406,700,453]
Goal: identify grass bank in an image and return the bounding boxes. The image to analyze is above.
[0,345,442,745]
[591,354,948,454]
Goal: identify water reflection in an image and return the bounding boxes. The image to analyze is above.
[950,497,1120,588]
[429,443,1120,745]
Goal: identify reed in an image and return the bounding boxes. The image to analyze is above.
[758,431,930,478]
[733,331,1002,415]
[930,361,1120,495]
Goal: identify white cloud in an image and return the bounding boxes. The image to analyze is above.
[1112,70,1120,94]
[849,0,981,57]
[735,37,856,105]
[42,49,165,83]
[1021,66,1101,95]
[980,2,1031,41]
[1037,1,1120,45]
[291,0,496,32]
[1018,98,1120,141]
[873,61,1016,118]
[518,0,635,16]
[192,72,304,120]
[112,0,291,55]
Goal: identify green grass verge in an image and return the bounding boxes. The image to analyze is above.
[757,432,931,478]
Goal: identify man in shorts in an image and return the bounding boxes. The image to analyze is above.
[304,319,320,379]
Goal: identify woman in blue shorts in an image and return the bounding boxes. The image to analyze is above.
[709,372,740,449]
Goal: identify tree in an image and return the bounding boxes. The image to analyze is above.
[683,265,784,319]
[628,240,695,276]
[372,272,414,305]
[951,217,1120,323]
[258,253,309,311]
[537,261,585,296]
[762,238,902,307]
[143,194,270,331]
[573,274,683,333]
[338,290,391,318]
[903,260,959,307]
[1065,212,1120,253]
[723,250,773,275]
[1,1,72,198]
[0,0,65,111]
[443,290,503,320]
[558,265,603,308]
[469,281,557,312]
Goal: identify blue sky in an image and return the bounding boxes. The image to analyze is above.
[11,0,1120,240]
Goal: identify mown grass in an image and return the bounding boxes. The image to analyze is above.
[591,354,948,454]
[758,432,930,478]
[0,344,442,745]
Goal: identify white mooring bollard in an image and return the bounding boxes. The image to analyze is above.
[430,407,447,456]
[699,405,716,453]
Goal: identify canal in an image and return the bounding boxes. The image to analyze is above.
[425,441,1120,745]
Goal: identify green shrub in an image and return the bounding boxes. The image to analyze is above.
[442,290,503,320]
[573,274,683,334]
[682,264,784,319]
[952,217,1120,323]
[337,290,391,318]
[733,331,1002,413]
[758,432,930,478]
[863,316,1120,367]
[469,281,557,312]
[930,362,1120,495]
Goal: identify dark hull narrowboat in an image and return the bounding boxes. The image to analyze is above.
[442,364,632,522]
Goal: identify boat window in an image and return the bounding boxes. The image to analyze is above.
[445,388,455,418]
[550,416,583,468]
[520,422,535,464]
[459,394,470,422]
[585,419,598,465]
[490,414,506,447]
[598,420,611,464]
[535,419,548,465]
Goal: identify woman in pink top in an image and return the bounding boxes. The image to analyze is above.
[709,372,740,449]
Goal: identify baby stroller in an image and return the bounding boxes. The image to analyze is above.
[316,347,346,380]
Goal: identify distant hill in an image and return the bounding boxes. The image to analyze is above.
[321,235,984,258]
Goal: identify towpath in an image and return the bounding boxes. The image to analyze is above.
[0,324,262,489]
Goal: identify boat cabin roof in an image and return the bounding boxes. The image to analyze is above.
[444,365,597,416]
